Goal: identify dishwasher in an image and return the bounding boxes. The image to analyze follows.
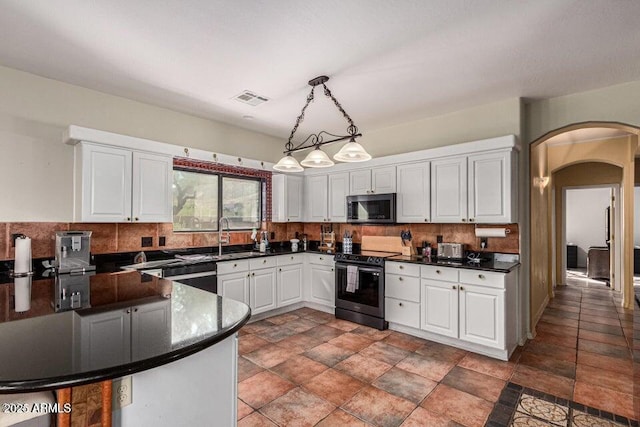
[161,262,218,294]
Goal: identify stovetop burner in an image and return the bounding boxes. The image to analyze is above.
[335,250,402,266]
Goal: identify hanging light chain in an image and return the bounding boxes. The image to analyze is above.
[285,86,315,151]
[322,83,358,136]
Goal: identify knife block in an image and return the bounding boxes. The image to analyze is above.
[401,246,416,256]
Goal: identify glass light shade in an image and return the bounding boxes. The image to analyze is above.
[300,147,334,168]
[333,140,372,162]
[273,154,304,172]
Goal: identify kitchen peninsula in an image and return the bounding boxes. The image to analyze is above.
[0,271,250,426]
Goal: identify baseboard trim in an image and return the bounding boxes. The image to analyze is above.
[528,294,549,339]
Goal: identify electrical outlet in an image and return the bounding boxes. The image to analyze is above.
[436,235,443,243]
[112,376,132,409]
[480,237,488,249]
[141,236,153,247]
[159,236,166,246]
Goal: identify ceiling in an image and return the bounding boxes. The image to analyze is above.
[1,0,640,141]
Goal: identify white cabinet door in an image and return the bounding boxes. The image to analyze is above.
[272,174,303,222]
[468,151,514,223]
[286,175,303,222]
[79,308,131,369]
[396,162,430,223]
[250,268,277,314]
[218,272,250,305]
[372,166,396,194]
[309,264,335,306]
[305,175,328,222]
[349,170,372,195]
[421,280,458,338]
[328,172,349,222]
[132,151,173,223]
[131,298,171,360]
[79,144,132,222]
[459,284,504,349]
[277,264,303,307]
[431,156,468,223]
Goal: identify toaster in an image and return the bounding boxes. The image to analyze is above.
[437,243,464,260]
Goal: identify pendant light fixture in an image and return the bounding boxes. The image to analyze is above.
[273,75,371,172]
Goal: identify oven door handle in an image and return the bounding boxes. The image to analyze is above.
[335,264,382,274]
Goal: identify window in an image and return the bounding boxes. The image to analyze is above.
[172,168,262,231]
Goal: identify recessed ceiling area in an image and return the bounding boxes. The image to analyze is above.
[1,0,640,140]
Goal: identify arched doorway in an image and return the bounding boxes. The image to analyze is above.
[529,122,639,331]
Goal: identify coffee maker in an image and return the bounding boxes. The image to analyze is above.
[55,231,96,274]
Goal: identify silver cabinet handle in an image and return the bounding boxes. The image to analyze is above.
[424,218,428,222]
[126,217,131,221]
[134,308,138,312]
[452,285,456,290]
[251,272,255,276]
[399,277,403,281]
[460,286,464,291]
[462,218,467,222]
[126,309,131,314]
[331,268,334,272]
[469,218,474,222]
[134,217,139,221]
[279,268,282,272]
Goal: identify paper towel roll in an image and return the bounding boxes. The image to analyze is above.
[475,228,507,238]
[14,236,32,274]
[14,276,31,312]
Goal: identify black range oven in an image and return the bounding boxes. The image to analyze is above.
[335,250,399,330]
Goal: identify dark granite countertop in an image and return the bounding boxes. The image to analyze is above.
[386,255,520,273]
[0,271,250,392]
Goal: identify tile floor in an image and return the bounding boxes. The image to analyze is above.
[236,273,638,426]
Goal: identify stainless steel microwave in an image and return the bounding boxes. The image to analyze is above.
[346,193,396,224]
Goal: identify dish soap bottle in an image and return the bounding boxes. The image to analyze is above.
[259,233,266,253]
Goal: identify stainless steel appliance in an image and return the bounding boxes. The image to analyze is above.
[346,193,396,224]
[335,250,400,330]
[55,231,95,273]
[54,271,94,311]
[437,243,464,260]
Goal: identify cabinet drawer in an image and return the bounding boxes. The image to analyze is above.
[386,262,420,277]
[385,298,420,328]
[217,260,249,275]
[421,265,459,282]
[249,256,277,270]
[277,253,305,266]
[459,270,505,289]
[385,274,420,302]
[307,253,335,266]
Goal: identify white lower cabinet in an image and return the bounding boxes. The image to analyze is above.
[385,261,518,360]
[306,254,335,308]
[421,280,458,338]
[250,268,277,315]
[218,271,250,306]
[278,264,303,306]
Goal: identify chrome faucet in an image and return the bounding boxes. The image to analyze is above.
[218,217,231,256]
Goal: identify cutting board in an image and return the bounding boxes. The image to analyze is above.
[361,236,405,252]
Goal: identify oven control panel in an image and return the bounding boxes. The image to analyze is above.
[335,253,385,266]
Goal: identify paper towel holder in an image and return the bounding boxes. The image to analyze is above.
[11,233,26,246]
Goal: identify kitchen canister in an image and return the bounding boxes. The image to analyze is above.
[343,237,353,254]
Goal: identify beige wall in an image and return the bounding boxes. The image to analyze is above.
[0,66,283,222]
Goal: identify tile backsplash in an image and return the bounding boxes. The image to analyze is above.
[0,221,519,261]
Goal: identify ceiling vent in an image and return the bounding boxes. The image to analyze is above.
[232,90,269,106]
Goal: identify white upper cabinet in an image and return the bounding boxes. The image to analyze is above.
[396,162,430,223]
[328,172,349,222]
[431,156,468,223]
[303,172,349,222]
[467,151,516,223]
[349,166,396,195]
[272,174,303,222]
[132,151,174,223]
[431,150,517,224]
[75,142,172,223]
[305,175,328,222]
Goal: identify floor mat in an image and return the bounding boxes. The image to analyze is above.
[486,382,638,426]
